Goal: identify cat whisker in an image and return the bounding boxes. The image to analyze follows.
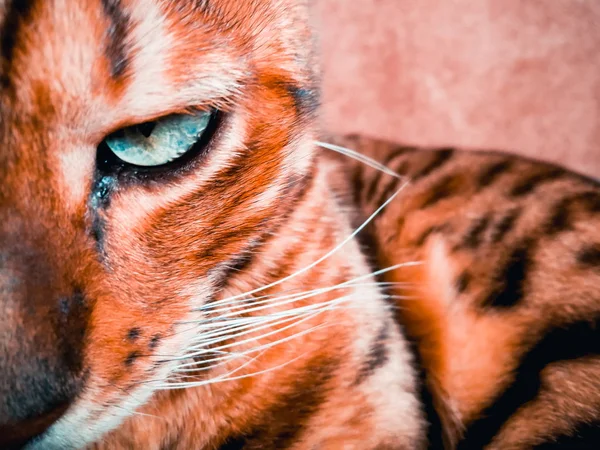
[157,321,333,389]
[155,350,307,390]
[141,319,332,390]
[185,309,327,353]
[109,404,165,421]
[191,183,409,309]
[182,304,353,361]
[168,302,370,373]
[175,295,353,362]
[315,140,406,180]
[194,263,420,315]
[155,142,416,395]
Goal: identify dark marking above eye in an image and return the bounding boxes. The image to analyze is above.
[483,241,533,308]
[577,245,600,267]
[124,351,140,367]
[137,121,156,138]
[0,0,38,88]
[127,327,141,342]
[509,167,564,197]
[101,0,131,78]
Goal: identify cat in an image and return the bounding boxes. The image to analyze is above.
[0,1,597,449]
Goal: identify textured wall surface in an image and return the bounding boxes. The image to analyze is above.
[316,0,600,177]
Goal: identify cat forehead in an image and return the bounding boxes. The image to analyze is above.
[0,0,311,126]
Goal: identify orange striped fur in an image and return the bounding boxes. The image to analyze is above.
[330,135,600,449]
[0,1,421,449]
[0,1,599,449]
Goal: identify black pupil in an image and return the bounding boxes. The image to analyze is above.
[136,122,156,138]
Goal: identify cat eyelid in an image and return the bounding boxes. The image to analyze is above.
[100,105,212,139]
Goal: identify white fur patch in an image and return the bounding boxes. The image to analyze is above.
[56,144,96,212]
[115,0,244,123]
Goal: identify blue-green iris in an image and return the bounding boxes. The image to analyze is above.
[104,111,212,167]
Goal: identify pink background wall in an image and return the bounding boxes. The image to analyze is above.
[316,0,600,178]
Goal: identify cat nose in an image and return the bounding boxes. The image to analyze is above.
[0,248,89,448]
[0,296,84,449]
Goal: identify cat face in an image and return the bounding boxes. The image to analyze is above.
[0,1,318,447]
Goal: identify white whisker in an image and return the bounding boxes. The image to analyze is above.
[181,303,353,363]
[158,321,335,389]
[156,350,309,390]
[315,140,405,180]
[186,308,325,351]
[110,404,165,421]
[172,302,369,374]
[176,294,352,362]
[152,140,417,394]
[194,263,420,316]
[192,184,410,310]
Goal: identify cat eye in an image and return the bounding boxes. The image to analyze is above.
[102,111,213,167]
